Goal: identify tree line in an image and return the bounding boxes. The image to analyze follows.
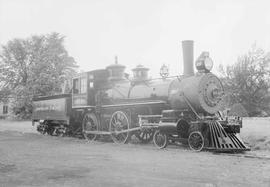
[0,33,269,118]
[0,33,77,118]
[219,45,270,116]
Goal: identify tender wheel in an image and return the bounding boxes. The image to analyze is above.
[153,130,168,149]
[188,131,204,151]
[37,123,47,135]
[109,111,130,144]
[55,125,66,137]
[82,113,99,141]
[136,129,154,143]
[46,125,55,136]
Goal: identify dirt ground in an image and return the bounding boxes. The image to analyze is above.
[0,119,270,187]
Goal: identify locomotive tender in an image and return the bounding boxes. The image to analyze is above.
[32,40,249,151]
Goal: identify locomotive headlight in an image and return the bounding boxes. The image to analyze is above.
[195,51,214,73]
[204,57,213,71]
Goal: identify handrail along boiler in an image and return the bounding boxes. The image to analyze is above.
[32,40,249,151]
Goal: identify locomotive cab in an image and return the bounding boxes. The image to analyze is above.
[72,69,109,108]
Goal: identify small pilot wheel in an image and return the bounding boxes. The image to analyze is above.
[188,131,204,151]
[153,130,168,149]
[136,129,154,143]
[82,113,99,141]
[109,111,130,144]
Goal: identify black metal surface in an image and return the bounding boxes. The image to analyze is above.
[32,96,71,122]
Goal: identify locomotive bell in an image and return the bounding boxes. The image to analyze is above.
[132,64,149,82]
[182,40,194,76]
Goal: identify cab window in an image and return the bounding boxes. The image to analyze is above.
[73,78,79,94]
[80,77,87,93]
[73,76,88,94]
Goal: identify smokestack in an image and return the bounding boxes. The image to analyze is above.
[182,40,194,76]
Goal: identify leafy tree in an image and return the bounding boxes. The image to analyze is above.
[0,32,77,118]
[219,45,270,116]
[0,87,11,103]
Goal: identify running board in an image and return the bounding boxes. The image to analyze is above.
[207,121,250,152]
[84,127,141,135]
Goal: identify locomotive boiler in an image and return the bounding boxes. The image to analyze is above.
[32,40,249,152]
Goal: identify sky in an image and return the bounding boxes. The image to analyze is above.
[1,0,270,77]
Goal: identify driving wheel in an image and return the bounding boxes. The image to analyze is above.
[109,111,130,144]
[82,113,99,141]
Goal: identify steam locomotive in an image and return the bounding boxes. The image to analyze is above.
[32,40,249,152]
